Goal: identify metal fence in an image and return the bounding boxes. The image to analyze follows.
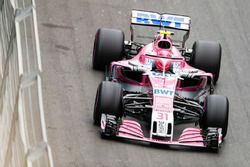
[0,0,54,166]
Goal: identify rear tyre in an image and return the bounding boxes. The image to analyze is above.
[191,40,222,84]
[93,81,123,125]
[92,28,124,71]
[201,95,229,138]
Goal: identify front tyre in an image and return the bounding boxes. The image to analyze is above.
[201,95,229,138]
[93,81,123,125]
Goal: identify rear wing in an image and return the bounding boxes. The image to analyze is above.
[131,10,191,31]
[130,10,191,47]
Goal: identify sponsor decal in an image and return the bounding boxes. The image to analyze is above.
[172,62,182,73]
[145,58,154,67]
[150,72,173,78]
[162,15,185,23]
[157,121,165,134]
[132,10,190,31]
[172,62,181,69]
[154,88,174,97]
[134,11,188,29]
[161,16,184,28]
[135,12,160,25]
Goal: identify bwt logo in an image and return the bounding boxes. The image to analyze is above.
[154,88,174,97]
[136,12,185,28]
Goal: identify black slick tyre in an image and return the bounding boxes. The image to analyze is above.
[93,81,123,125]
[201,95,229,138]
[92,28,124,71]
[191,40,222,84]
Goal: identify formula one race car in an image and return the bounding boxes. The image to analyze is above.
[92,10,229,150]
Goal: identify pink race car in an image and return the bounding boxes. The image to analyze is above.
[92,10,229,150]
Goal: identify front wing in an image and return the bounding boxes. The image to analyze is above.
[100,114,223,149]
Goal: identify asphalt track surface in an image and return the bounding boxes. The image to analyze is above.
[36,0,250,166]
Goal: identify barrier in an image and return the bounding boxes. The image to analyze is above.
[0,0,54,166]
